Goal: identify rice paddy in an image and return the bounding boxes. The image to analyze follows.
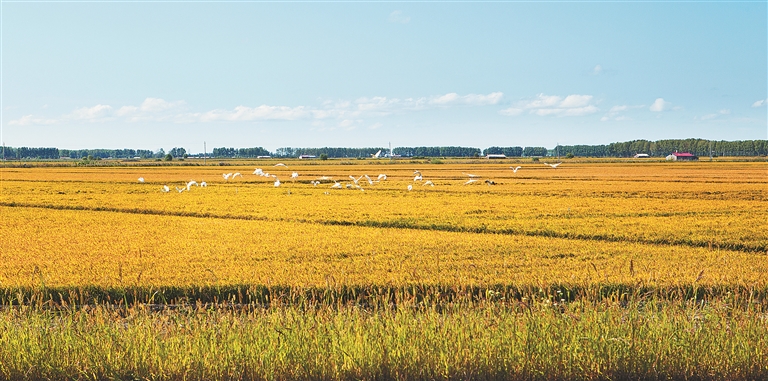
[0,158,766,380]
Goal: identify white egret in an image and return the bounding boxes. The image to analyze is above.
[512,166,522,173]
[274,163,287,167]
[318,176,333,181]
[407,184,413,191]
[253,168,264,175]
[464,179,478,185]
[186,180,198,191]
[200,181,207,187]
[544,162,562,168]
[423,181,434,187]
[349,175,363,185]
[463,173,480,178]
[377,174,387,180]
[274,179,281,187]
[291,172,299,180]
[175,187,185,193]
[232,172,242,179]
[364,174,374,185]
[413,174,423,182]
[413,170,422,176]
[331,182,342,189]
[161,185,170,193]
[138,177,145,183]
[311,181,320,186]
[222,173,232,181]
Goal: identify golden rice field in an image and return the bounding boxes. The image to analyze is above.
[0,159,767,381]
[1,159,766,289]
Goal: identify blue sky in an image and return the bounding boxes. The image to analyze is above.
[2,1,766,153]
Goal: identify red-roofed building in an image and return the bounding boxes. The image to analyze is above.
[665,152,698,161]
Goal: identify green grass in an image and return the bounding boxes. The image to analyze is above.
[0,288,766,381]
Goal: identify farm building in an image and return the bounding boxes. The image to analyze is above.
[634,153,650,158]
[665,152,698,161]
[486,154,507,159]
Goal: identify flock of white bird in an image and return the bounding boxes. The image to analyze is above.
[144,162,563,193]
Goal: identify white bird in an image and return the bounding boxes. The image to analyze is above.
[413,174,423,182]
[349,175,363,185]
[253,168,264,175]
[413,170,422,176]
[274,178,281,187]
[175,187,185,193]
[512,166,522,173]
[407,184,413,191]
[232,172,242,179]
[464,179,478,185]
[274,163,287,167]
[223,173,232,181]
[544,162,562,168]
[331,182,342,189]
[423,181,434,187]
[364,174,374,185]
[200,181,207,187]
[161,185,170,193]
[311,181,320,186]
[464,173,480,178]
[318,176,333,181]
[377,174,387,181]
[291,172,299,180]
[138,177,145,183]
[186,180,198,191]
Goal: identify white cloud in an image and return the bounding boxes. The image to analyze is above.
[699,109,731,120]
[368,122,383,130]
[68,104,113,120]
[115,105,139,117]
[198,105,309,122]
[559,94,592,108]
[8,91,505,126]
[649,98,669,112]
[592,65,603,75]
[752,98,768,107]
[8,115,58,126]
[388,10,411,24]
[499,108,523,116]
[600,104,645,122]
[501,93,598,117]
[140,97,185,112]
[429,92,503,106]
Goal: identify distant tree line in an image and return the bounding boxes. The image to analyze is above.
[483,146,524,157]
[393,146,481,157]
[554,139,768,158]
[3,139,767,160]
[272,147,387,158]
[212,147,272,158]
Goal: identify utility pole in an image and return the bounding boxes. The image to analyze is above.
[203,141,207,165]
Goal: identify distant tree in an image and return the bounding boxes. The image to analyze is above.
[169,147,187,158]
[320,153,328,160]
[164,154,173,161]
